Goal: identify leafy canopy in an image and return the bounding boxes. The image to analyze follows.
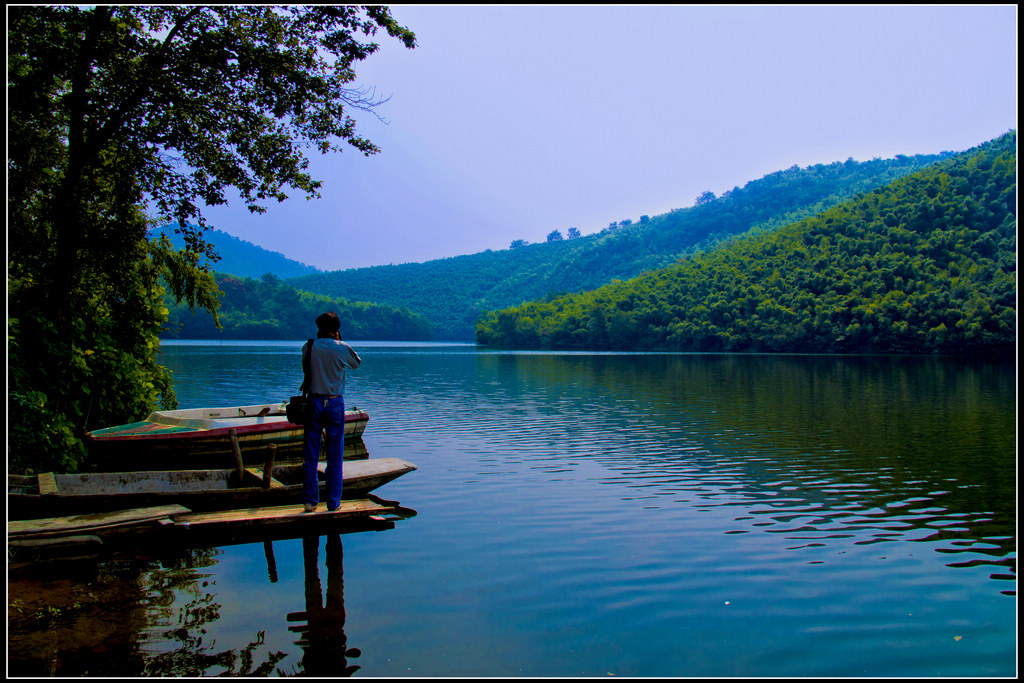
[7,6,415,472]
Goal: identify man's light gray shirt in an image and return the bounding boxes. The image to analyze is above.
[304,338,361,396]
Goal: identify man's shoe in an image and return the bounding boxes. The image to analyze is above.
[303,503,317,513]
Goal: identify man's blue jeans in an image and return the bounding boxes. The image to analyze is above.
[303,396,346,509]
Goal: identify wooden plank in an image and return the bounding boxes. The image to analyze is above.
[37,472,59,496]
[346,457,417,478]
[173,499,391,531]
[8,504,191,538]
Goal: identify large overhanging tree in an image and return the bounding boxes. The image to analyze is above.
[7,6,416,472]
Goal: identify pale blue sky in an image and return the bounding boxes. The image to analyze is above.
[203,4,1018,271]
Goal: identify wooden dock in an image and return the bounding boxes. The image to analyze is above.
[8,499,396,552]
[8,504,191,545]
[173,499,393,533]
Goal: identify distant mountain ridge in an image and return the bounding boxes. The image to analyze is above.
[155,225,321,279]
[289,149,954,340]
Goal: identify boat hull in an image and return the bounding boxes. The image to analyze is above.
[8,457,416,520]
[84,402,369,470]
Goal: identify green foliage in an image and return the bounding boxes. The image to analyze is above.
[695,190,717,206]
[8,239,179,473]
[292,150,950,339]
[477,132,1016,355]
[162,273,435,340]
[7,6,415,472]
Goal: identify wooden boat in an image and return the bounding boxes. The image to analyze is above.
[8,457,416,520]
[84,402,369,469]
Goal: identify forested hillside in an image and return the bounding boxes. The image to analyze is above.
[290,152,950,339]
[476,132,1016,354]
[156,225,321,279]
[162,273,434,340]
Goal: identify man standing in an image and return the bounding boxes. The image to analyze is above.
[302,312,361,512]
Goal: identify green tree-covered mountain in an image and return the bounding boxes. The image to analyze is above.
[156,225,321,279]
[290,151,951,340]
[154,228,434,340]
[476,132,1016,355]
[162,273,434,340]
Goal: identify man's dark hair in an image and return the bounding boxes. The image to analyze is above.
[316,312,341,336]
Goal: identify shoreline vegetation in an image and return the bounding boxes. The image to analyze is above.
[161,272,435,341]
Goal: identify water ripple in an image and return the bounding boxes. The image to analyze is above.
[149,344,1016,675]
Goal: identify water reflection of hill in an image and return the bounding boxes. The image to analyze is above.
[464,353,1016,582]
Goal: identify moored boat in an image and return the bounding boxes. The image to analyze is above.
[8,457,415,520]
[84,402,369,469]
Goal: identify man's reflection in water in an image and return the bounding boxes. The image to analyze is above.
[290,534,361,677]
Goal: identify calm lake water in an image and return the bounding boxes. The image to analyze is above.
[8,341,1017,677]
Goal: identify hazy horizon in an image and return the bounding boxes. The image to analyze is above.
[194,5,1017,272]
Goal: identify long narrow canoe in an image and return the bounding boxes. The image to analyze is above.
[84,402,369,469]
[8,457,415,520]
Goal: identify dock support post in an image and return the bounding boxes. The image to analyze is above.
[228,429,245,484]
[263,443,277,489]
[264,540,279,583]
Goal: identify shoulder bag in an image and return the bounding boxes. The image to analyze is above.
[286,339,315,425]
